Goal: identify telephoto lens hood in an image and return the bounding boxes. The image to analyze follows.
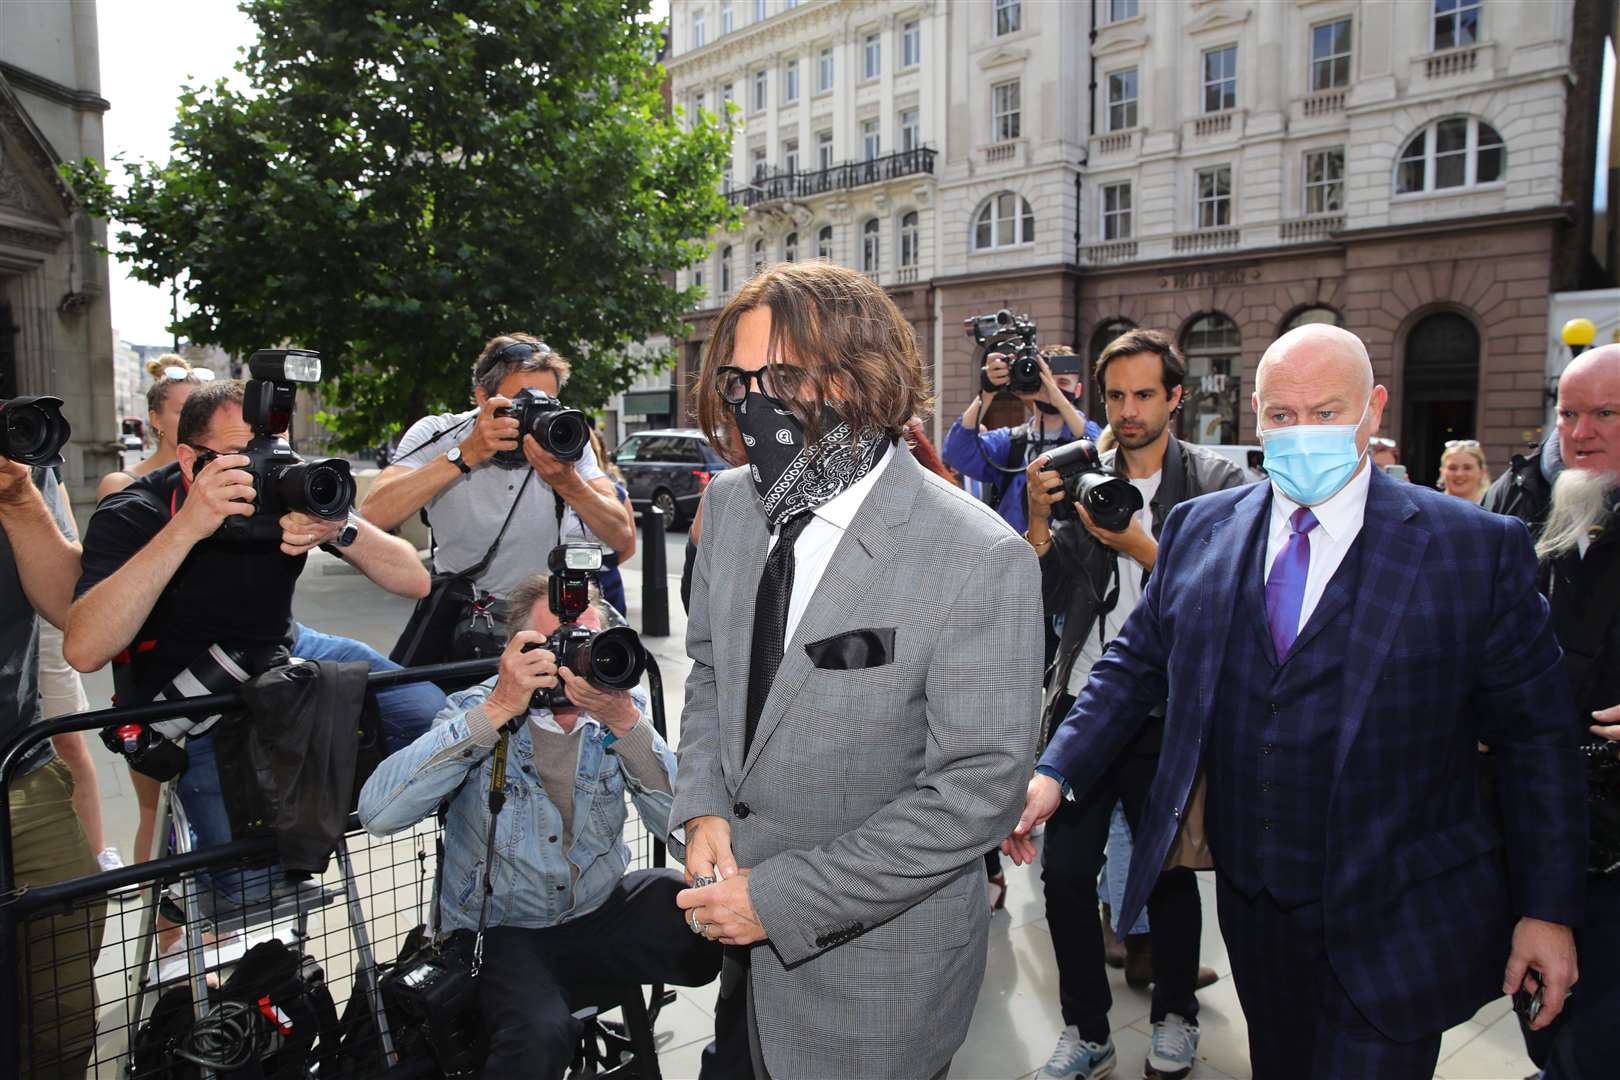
[0,395,72,467]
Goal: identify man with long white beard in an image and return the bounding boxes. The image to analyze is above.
[1487,343,1620,1079]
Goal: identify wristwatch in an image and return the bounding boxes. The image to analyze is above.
[447,446,472,475]
[332,513,362,549]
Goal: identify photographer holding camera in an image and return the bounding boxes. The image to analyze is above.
[358,556,720,1080]
[0,400,107,1078]
[64,374,429,909]
[943,335,1101,536]
[365,335,633,659]
[1018,329,1243,1080]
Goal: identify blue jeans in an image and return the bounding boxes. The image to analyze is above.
[178,627,446,909]
[1098,800,1150,935]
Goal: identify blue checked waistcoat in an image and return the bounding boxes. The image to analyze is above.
[1042,466,1587,1043]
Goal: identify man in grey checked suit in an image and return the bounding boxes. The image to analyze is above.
[673,262,1044,1080]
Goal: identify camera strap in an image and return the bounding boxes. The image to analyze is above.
[454,471,533,583]
[470,730,513,977]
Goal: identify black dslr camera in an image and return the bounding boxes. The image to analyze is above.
[492,387,590,468]
[523,543,646,710]
[202,349,355,542]
[0,395,72,467]
[1041,439,1144,532]
[965,309,1043,394]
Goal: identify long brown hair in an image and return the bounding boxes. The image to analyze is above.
[695,262,932,448]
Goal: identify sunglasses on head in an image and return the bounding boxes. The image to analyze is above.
[162,366,215,383]
[1444,439,1481,449]
[477,341,553,378]
[1368,437,1396,450]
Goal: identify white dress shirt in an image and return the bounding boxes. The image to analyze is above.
[768,443,897,644]
[1264,459,1373,634]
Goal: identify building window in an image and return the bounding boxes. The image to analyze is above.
[783,59,799,103]
[1433,0,1481,51]
[1102,182,1133,240]
[783,138,800,174]
[693,91,706,125]
[862,118,881,161]
[1285,306,1341,331]
[1196,165,1232,228]
[1180,313,1242,445]
[752,69,768,112]
[816,129,834,170]
[721,2,734,35]
[722,82,734,108]
[755,0,767,22]
[817,224,834,259]
[1304,147,1344,214]
[784,232,799,263]
[692,263,706,294]
[692,9,706,49]
[992,80,1022,141]
[1202,45,1237,113]
[1108,0,1139,21]
[1395,117,1505,194]
[1310,18,1353,91]
[864,33,881,79]
[722,162,733,192]
[752,238,766,275]
[899,211,920,268]
[1107,69,1138,131]
[902,20,921,68]
[750,147,768,181]
[900,109,921,153]
[720,245,733,293]
[994,0,1021,37]
[973,192,1035,250]
[862,218,880,273]
[818,47,834,92]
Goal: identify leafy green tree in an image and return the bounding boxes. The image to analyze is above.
[71,0,733,448]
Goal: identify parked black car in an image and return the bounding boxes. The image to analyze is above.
[613,428,728,528]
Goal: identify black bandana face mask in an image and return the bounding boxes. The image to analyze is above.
[730,393,889,528]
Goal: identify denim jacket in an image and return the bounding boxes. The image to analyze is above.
[357,677,679,932]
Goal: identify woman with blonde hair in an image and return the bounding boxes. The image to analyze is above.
[98,355,213,500]
[1438,439,1491,503]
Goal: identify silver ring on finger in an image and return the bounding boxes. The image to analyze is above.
[689,912,705,934]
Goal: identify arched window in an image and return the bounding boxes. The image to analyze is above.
[898,212,919,268]
[783,232,799,263]
[720,245,734,294]
[751,238,766,275]
[1402,310,1481,486]
[973,192,1035,250]
[1285,306,1341,331]
[817,224,834,260]
[861,218,881,273]
[1088,318,1136,364]
[1395,117,1504,195]
[1179,313,1242,446]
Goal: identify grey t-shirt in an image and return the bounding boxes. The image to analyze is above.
[391,409,607,598]
[1,468,73,774]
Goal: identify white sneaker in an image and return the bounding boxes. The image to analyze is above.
[96,847,140,898]
[1041,1025,1116,1079]
[1146,1013,1199,1079]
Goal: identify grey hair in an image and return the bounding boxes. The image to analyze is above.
[1535,468,1618,561]
[472,333,572,398]
[504,572,614,641]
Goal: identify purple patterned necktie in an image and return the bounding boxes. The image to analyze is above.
[1265,507,1319,660]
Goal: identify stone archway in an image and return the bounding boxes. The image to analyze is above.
[1402,310,1480,487]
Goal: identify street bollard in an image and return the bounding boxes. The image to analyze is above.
[641,506,670,637]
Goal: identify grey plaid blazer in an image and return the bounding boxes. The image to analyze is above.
[672,447,1044,1079]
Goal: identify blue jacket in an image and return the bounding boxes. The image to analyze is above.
[941,416,1100,532]
[358,679,679,932]
[1042,466,1586,1043]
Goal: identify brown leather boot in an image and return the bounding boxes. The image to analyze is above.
[1100,904,1126,968]
[1195,965,1219,990]
[1124,932,1153,990]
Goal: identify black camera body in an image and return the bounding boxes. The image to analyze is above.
[493,387,589,468]
[522,543,646,711]
[0,395,72,467]
[217,349,356,542]
[1042,439,1144,533]
[965,309,1043,394]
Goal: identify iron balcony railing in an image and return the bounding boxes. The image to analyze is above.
[726,146,937,208]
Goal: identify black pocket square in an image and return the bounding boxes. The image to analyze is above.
[805,628,896,670]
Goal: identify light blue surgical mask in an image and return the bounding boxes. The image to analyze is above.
[1258,398,1371,506]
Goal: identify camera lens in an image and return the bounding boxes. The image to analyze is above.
[1076,473,1144,532]
[1,396,72,467]
[582,626,646,690]
[535,409,589,463]
[276,458,355,519]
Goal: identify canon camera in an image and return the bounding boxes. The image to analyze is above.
[523,543,646,710]
[1042,439,1144,532]
[965,309,1043,394]
[0,395,72,467]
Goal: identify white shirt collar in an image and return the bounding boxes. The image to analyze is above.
[1269,456,1373,543]
[807,441,897,533]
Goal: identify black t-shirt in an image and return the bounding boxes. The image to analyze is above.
[75,463,304,701]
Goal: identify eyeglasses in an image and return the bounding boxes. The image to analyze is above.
[714,364,811,405]
[1444,439,1481,449]
[161,366,214,383]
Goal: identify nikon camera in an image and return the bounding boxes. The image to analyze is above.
[964,308,1043,394]
[491,387,590,468]
[523,543,646,710]
[203,349,356,542]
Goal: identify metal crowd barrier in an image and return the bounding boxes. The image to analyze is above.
[0,653,673,1078]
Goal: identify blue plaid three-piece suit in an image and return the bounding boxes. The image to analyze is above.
[1042,465,1587,1071]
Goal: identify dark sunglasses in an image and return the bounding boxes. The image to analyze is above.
[714,364,811,405]
[477,341,553,378]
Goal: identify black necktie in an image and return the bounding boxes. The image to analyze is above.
[745,512,815,756]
